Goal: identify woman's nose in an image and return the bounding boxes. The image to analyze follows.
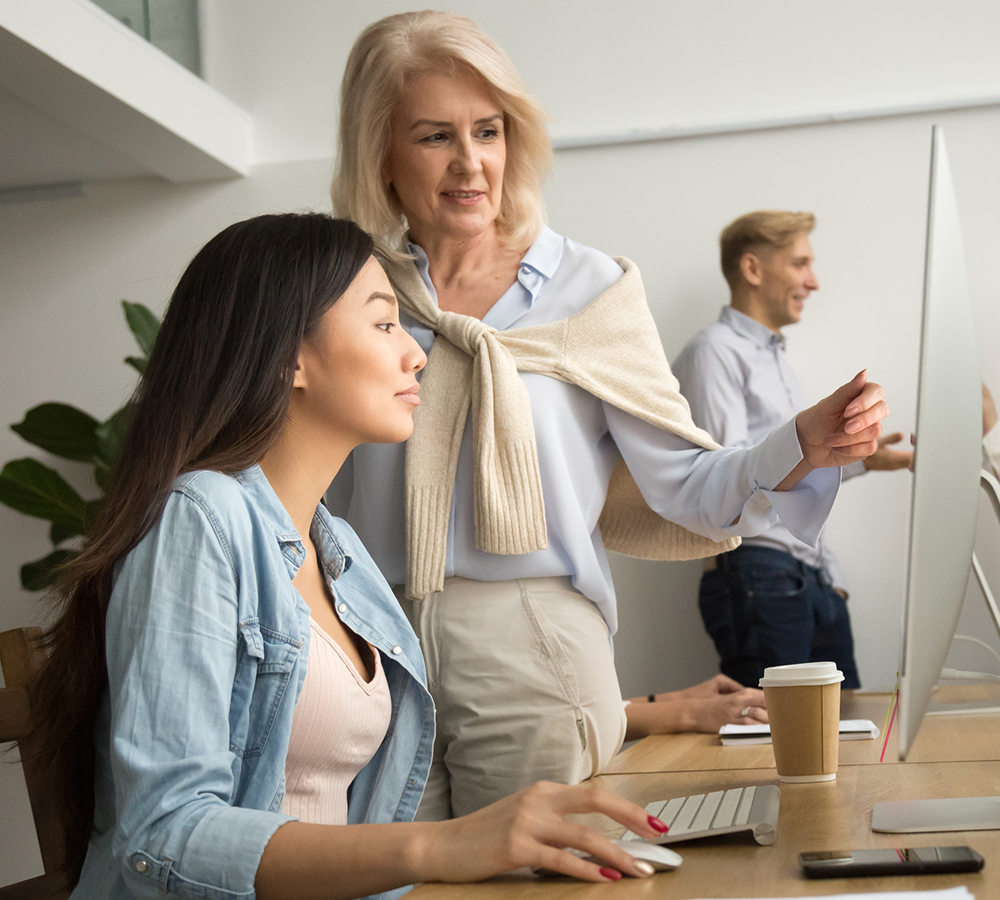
[405,334,427,373]
[449,138,482,175]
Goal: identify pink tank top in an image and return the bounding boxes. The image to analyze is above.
[282,617,392,824]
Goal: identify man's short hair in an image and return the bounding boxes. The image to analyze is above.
[719,210,815,289]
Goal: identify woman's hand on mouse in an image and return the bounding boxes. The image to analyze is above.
[418,781,664,883]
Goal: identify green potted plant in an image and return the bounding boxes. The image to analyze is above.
[0,301,160,590]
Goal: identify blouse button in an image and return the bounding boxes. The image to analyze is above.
[337,603,347,614]
[391,645,402,655]
[135,859,148,873]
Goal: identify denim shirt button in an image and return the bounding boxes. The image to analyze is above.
[391,645,402,655]
[337,603,347,614]
[135,859,148,873]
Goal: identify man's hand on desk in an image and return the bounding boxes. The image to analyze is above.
[863,431,914,471]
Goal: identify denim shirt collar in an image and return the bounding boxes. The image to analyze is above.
[720,304,786,351]
[232,464,352,582]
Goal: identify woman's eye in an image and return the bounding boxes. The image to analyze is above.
[423,132,447,143]
[478,128,499,139]
[377,323,395,333]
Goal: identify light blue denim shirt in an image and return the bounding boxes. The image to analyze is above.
[72,465,434,900]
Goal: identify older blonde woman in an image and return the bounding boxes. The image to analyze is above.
[329,10,887,820]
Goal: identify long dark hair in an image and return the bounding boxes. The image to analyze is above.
[27,213,374,883]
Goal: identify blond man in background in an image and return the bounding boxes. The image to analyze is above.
[673,211,910,689]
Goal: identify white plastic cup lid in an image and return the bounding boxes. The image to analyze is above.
[759,661,845,688]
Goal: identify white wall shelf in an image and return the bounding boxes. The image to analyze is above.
[0,0,251,193]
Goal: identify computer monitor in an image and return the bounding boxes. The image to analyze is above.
[870,125,993,834]
[896,124,983,761]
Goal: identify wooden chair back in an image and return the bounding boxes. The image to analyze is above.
[0,627,72,900]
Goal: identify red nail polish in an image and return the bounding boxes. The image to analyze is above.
[648,815,669,833]
[599,867,623,881]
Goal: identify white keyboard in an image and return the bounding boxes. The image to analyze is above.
[620,784,780,846]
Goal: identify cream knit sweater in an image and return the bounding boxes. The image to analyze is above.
[386,256,740,600]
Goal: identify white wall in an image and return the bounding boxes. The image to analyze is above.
[3,0,1000,885]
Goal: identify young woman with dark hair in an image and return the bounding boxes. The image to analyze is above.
[25,213,665,900]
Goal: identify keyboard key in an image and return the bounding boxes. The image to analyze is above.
[660,796,686,827]
[622,799,670,840]
[670,794,706,834]
[712,788,743,829]
[643,799,669,819]
[690,790,725,833]
[734,785,756,826]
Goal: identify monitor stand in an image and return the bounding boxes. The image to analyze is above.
[970,468,1000,641]
[873,470,1000,835]
[872,797,1000,833]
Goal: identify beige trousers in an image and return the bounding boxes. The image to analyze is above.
[401,576,627,820]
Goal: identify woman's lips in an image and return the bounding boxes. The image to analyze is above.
[396,386,421,406]
[441,190,485,205]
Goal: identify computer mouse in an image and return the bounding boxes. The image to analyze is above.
[589,839,683,872]
[533,839,682,878]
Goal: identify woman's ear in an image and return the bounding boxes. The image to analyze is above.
[292,354,308,390]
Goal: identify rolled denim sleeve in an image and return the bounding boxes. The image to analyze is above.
[105,491,293,899]
[605,406,839,546]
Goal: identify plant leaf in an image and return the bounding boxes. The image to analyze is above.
[93,407,132,491]
[50,520,82,544]
[21,548,78,591]
[84,497,103,532]
[0,458,88,533]
[10,403,100,462]
[122,301,160,357]
[125,356,147,375]
[94,462,112,493]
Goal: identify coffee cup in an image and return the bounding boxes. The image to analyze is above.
[759,661,844,783]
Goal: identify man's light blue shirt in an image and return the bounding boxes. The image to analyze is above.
[73,465,434,900]
[673,305,865,589]
[331,229,840,633]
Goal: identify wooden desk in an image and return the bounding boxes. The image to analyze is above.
[605,689,1000,776]
[411,699,1000,898]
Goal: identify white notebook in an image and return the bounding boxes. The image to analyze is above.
[718,718,880,746]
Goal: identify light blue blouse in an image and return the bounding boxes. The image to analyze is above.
[73,466,433,900]
[330,228,839,634]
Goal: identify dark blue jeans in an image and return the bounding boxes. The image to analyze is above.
[698,545,861,689]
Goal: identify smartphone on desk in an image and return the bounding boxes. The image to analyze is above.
[800,846,984,878]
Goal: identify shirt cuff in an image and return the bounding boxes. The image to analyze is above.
[126,806,295,900]
[754,418,841,548]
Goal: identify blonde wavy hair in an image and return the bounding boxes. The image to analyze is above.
[720,210,816,290]
[332,11,552,257]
